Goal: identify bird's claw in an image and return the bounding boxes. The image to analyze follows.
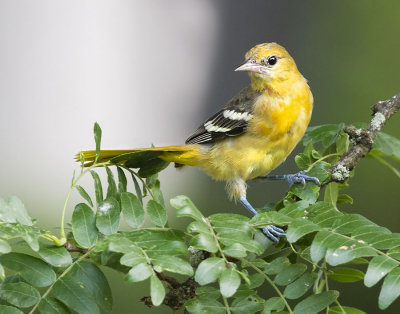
[262,225,286,243]
[287,170,320,188]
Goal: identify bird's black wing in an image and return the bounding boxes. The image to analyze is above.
[185,85,260,145]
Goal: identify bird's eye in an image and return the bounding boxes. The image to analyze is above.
[267,56,277,66]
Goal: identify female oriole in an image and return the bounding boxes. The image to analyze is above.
[78,43,319,242]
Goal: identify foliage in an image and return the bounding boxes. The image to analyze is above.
[0,122,399,313]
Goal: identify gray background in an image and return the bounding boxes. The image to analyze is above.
[1,1,400,312]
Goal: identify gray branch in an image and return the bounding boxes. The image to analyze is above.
[329,92,400,182]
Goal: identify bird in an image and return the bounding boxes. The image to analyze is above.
[78,42,320,242]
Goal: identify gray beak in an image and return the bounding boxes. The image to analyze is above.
[235,61,264,73]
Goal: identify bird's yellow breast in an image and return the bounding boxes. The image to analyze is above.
[198,82,313,181]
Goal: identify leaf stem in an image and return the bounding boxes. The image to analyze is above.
[204,218,228,263]
[59,162,110,245]
[323,258,330,313]
[247,261,294,314]
[307,153,341,172]
[222,295,231,314]
[119,166,156,200]
[29,249,92,314]
[289,243,326,272]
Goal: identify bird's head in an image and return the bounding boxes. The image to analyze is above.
[236,42,302,92]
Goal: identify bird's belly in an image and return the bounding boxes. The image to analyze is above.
[200,128,304,181]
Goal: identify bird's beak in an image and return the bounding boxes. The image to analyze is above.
[235,61,264,73]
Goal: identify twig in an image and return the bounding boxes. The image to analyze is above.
[329,92,400,182]
[64,241,88,254]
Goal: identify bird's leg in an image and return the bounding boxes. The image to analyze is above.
[239,196,285,243]
[258,170,320,188]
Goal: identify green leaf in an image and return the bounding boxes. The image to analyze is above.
[264,257,290,275]
[120,251,147,267]
[0,305,23,314]
[274,264,307,286]
[337,194,353,205]
[210,214,264,255]
[90,171,103,205]
[223,243,248,258]
[247,273,264,289]
[374,131,400,161]
[53,278,99,314]
[294,290,339,314]
[96,197,120,235]
[149,178,165,206]
[190,233,218,253]
[219,268,241,297]
[76,185,94,207]
[329,267,364,282]
[152,256,193,276]
[303,124,344,147]
[284,273,317,300]
[324,182,338,205]
[72,203,98,248]
[310,229,377,265]
[379,267,400,309]
[263,297,285,312]
[126,263,153,283]
[290,181,320,204]
[364,256,398,287]
[0,239,11,254]
[146,200,167,227]
[7,196,32,226]
[0,282,40,307]
[230,295,264,313]
[138,159,170,178]
[368,149,400,179]
[38,246,72,267]
[0,222,49,252]
[130,173,143,204]
[117,167,127,193]
[308,161,332,184]
[308,202,342,228]
[329,306,366,314]
[38,297,70,314]
[105,167,118,199]
[120,192,144,228]
[93,122,102,162]
[0,253,56,287]
[105,229,187,256]
[286,220,322,243]
[195,257,226,285]
[67,261,113,312]
[150,275,165,306]
[170,195,204,221]
[295,153,311,170]
[187,221,211,234]
[185,297,225,314]
[0,198,18,223]
[336,130,350,154]
[0,264,5,281]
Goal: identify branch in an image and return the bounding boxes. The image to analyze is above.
[329,92,400,182]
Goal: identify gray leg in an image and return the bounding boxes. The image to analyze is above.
[258,170,320,187]
[239,196,285,243]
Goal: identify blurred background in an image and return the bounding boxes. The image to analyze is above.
[1,0,399,312]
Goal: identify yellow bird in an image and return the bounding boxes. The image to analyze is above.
[78,42,319,242]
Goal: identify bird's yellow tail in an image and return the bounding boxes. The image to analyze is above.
[76,144,204,168]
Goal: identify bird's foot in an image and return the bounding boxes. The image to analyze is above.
[239,196,286,243]
[262,225,286,243]
[285,170,321,187]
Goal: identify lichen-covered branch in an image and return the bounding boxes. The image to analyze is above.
[329,92,400,182]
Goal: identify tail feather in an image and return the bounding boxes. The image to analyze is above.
[76,145,204,168]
